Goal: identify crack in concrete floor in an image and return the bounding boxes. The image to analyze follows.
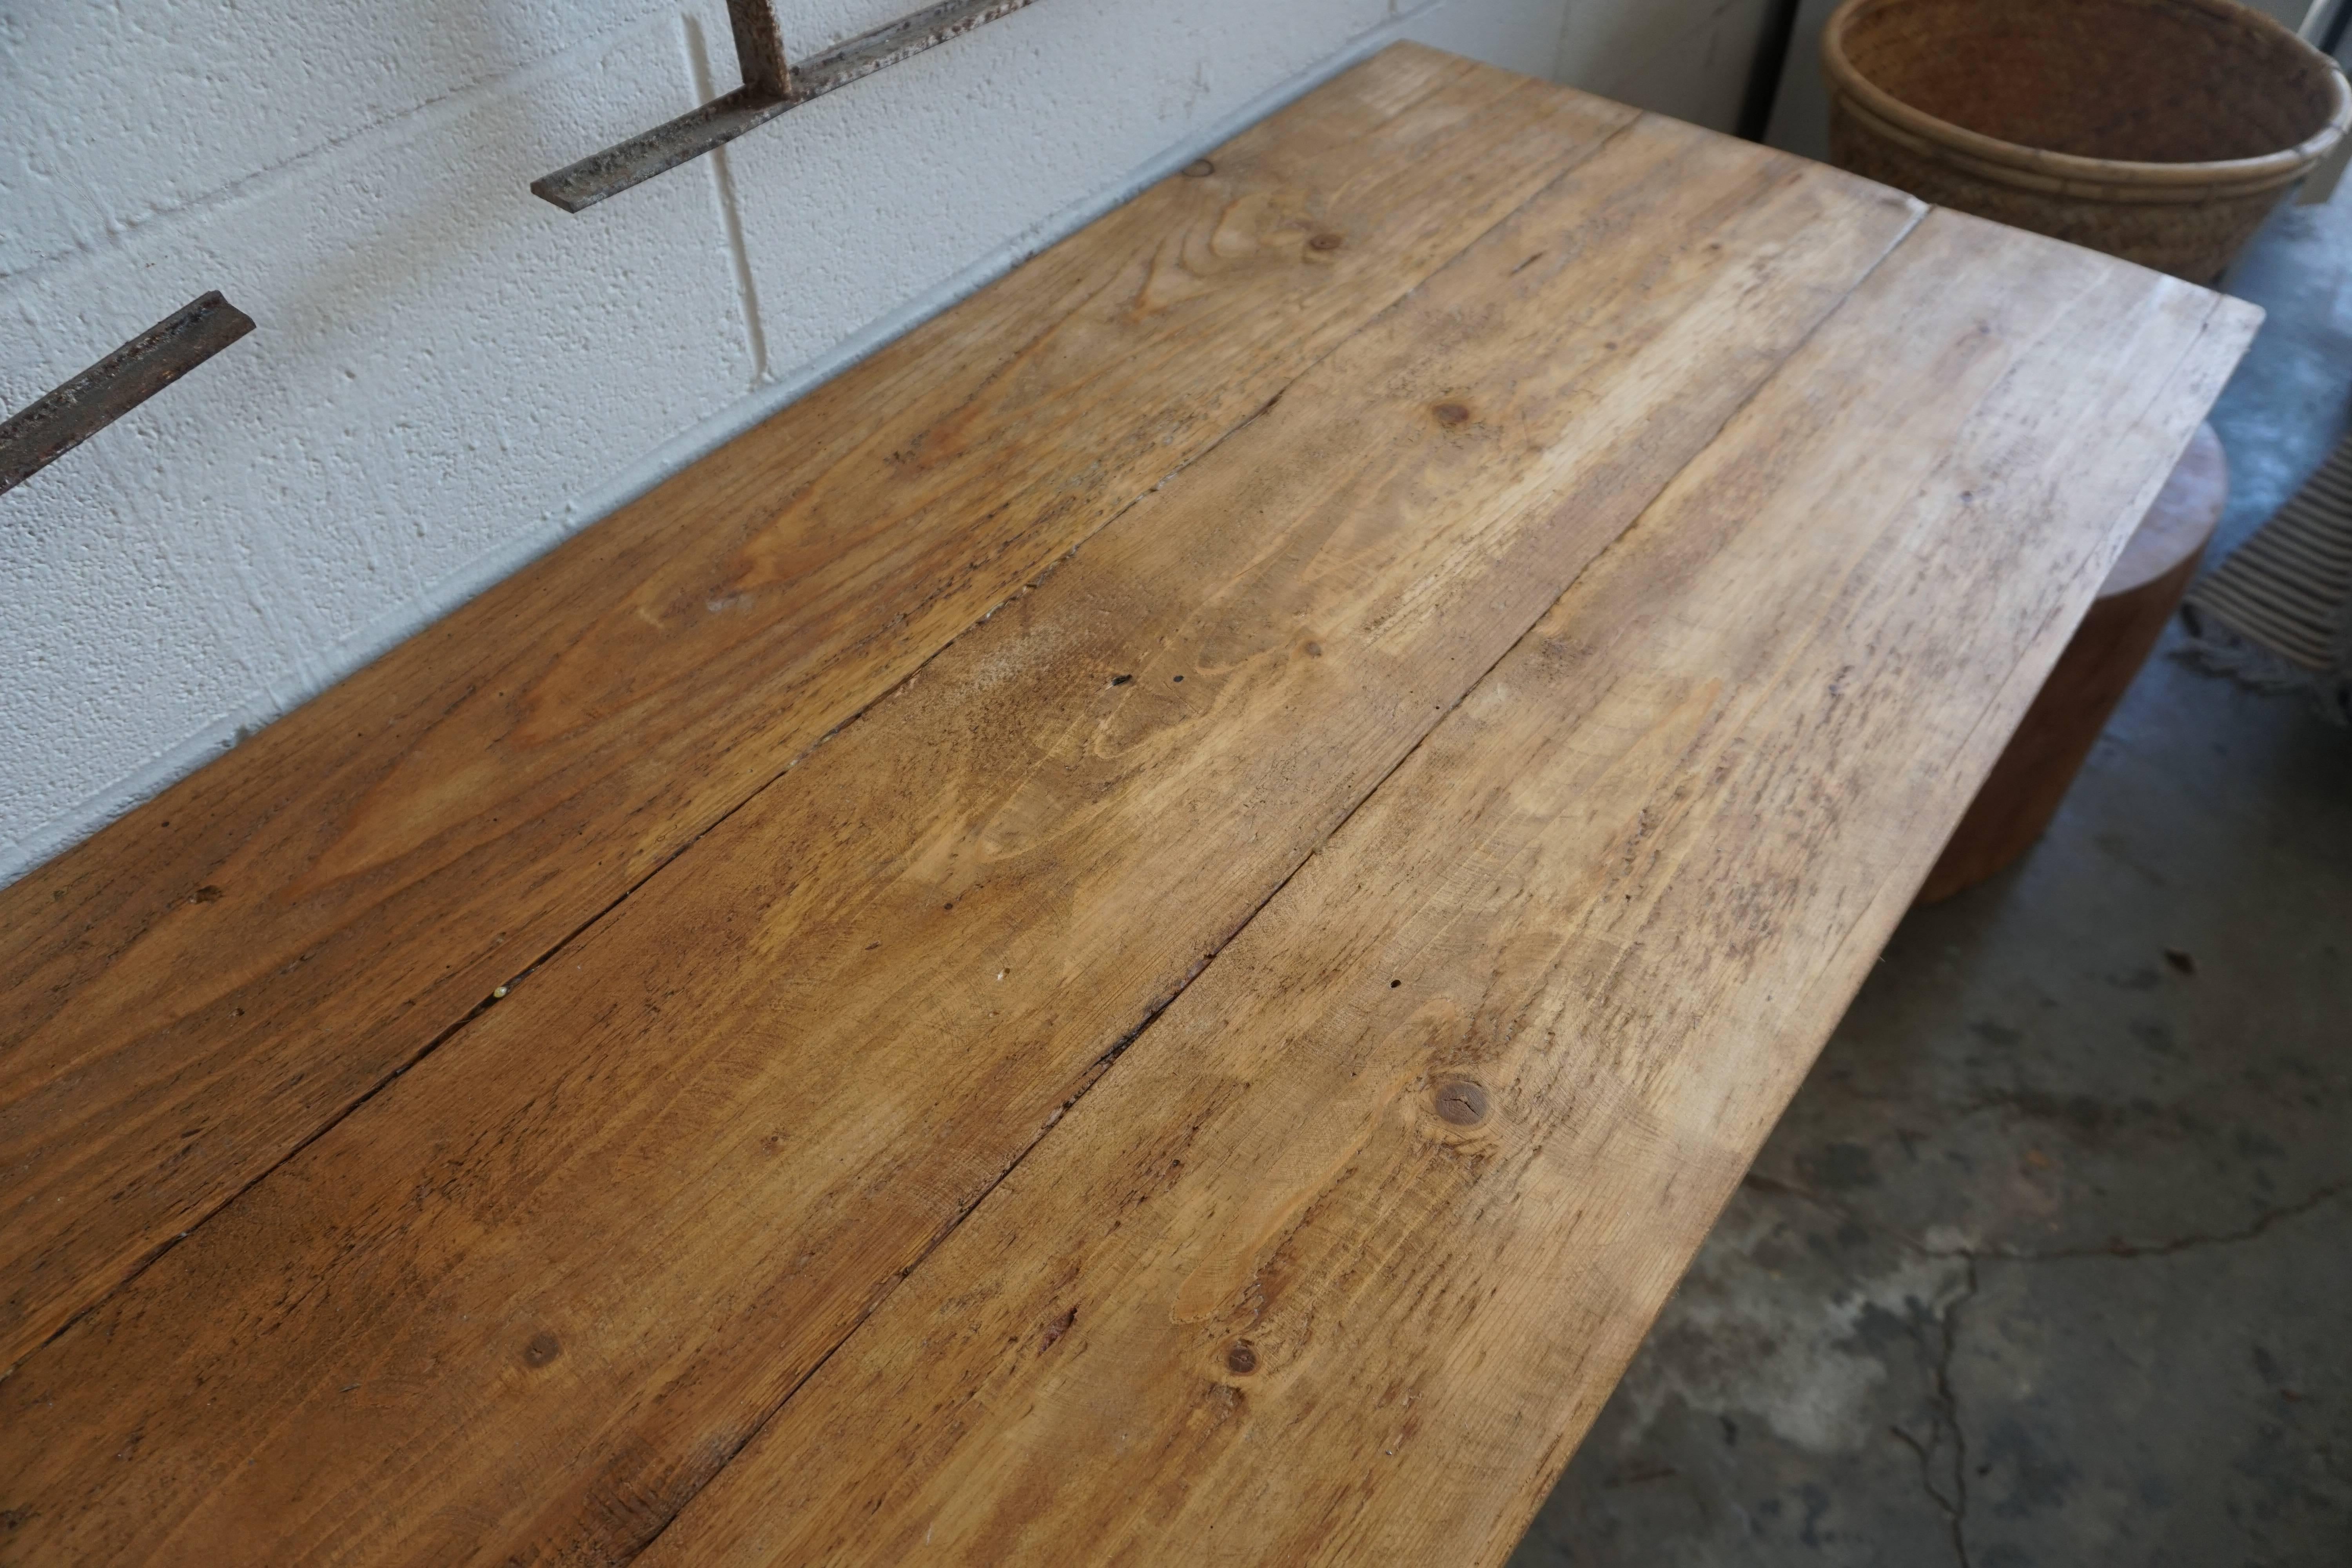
[1931,1256,1975,1568]
[1756,1173,2352,1566]
[1749,1169,2352,1266]
[1882,1243,1978,1568]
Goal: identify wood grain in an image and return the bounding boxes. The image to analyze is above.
[0,118,1924,1564]
[0,45,1626,1372]
[632,213,2259,1567]
[1916,423,2227,903]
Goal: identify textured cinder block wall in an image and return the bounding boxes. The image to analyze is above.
[0,0,1755,885]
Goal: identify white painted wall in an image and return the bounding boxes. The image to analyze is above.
[1556,0,1775,134]
[0,0,1764,885]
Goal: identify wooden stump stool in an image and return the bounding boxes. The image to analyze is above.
[1918,421,2227,903]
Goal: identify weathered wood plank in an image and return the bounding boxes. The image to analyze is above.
[631,213,2259,1566]
[0,45,1627,1371]
[0,118,1922,1563]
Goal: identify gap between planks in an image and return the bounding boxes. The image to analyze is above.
[0,113,1929,1568]
[635,217,2254,1567]
[0,46,1624,1375]
[623,149,1936,1568]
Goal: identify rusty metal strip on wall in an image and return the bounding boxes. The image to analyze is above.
[0,293,256,498]
[533,0,1046,213]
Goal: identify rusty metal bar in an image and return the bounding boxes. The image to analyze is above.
[0,292,256,499]
[728,0,791,94]
[533,0,1046,213]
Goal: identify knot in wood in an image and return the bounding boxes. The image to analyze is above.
[1225,1342,1258,1376]
[1433,1080,1489,1127]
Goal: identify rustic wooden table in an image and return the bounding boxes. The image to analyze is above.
[0,44,2256,1566]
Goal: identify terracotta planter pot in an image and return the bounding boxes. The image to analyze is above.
[1823,0,2352,282]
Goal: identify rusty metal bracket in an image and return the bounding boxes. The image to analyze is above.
[534,0,1044,213]
[0,292,256,499]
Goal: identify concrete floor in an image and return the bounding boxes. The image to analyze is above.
[1512,184,2352,1566]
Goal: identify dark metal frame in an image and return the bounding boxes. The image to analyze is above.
[533,0,1044,213]
[0,292,255,499]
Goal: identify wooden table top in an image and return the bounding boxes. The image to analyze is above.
[0,44,2257,1566]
